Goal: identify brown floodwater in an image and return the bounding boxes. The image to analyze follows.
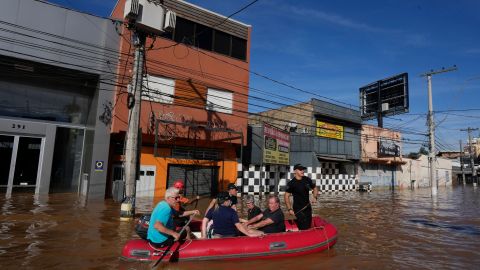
[1,186,479,270]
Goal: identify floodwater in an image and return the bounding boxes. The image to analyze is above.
[1,186,480,270]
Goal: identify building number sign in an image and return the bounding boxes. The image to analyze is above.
[12,124,26,130]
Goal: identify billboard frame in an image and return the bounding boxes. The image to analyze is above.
[359,72,409,127]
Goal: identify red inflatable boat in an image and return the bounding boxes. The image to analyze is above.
[121,216,337,262]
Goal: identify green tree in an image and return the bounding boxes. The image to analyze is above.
[418,146,429,155]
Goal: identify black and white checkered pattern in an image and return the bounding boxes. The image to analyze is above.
[236,162,358,195]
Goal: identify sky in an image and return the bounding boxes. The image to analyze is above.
[47,0,480,154]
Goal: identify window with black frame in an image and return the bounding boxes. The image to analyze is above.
[163,17,247,61]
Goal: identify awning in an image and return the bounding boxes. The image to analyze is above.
[362,157,407,165]
[316,155,354,163]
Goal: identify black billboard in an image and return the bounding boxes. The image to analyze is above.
[360,73,409,120]
[378,139,401,157]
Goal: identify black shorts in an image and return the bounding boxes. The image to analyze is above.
[148,237,174,249]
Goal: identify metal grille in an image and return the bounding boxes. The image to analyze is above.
[171,147,221,161]
[167,165,218,197]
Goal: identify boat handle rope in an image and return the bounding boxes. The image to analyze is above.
[314,225,330,253]
[176,239,193,252]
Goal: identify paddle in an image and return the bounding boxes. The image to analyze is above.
[152,214,195,268]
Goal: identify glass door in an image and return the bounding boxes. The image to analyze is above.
[0,135,14,191]
[12,137,42,188]
[2,135,43,196]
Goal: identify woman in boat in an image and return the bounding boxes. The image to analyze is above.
[240,195,262,223]
[201,192,263,238]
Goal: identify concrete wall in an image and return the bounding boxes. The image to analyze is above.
[311,98,361,124]
[398,155,453,189]
[361,125,402,161]
[359,125,404,188]
[359,163,400,188]
[249,102,314,133]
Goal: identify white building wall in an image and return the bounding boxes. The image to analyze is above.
[398,155,453,189]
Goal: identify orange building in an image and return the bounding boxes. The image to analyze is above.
[109,0,251,200]
[359,124,406,188]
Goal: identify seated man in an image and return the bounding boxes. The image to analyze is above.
[201,192,263,239]
[147,187,182,248]
[239,195,262,223]
[244,195,286,234]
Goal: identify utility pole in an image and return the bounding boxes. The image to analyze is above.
[120,0,173,219]
[461,127,478,186]
[460,140,465,185]
[421,66,457,196]
[121,32,146,219]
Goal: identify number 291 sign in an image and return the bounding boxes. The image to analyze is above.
[263,124,290,165]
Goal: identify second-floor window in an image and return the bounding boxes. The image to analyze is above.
[161,17,247,61]
[142,75,175,104]
[206,88,233,114]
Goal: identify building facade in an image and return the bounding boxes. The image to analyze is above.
[359,125,406,188]
[243,98,361,194]
[0,0,119,199]
[397,155,453,189]
[110,0,251,200]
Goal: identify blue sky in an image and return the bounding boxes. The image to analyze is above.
[48,0,480,153]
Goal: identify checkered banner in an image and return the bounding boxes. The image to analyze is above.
[236,163,358,195]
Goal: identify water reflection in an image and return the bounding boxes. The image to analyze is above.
[0,186,479,269]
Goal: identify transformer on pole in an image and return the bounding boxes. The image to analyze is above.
[121,0,176,219]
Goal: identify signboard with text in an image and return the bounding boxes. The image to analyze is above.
[263,124,290,165]
[316,120,344,140]
[378,139,401,157]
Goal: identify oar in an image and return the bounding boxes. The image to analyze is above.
[152,214,195,268]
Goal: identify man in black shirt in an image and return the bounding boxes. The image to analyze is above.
[244,195,286,234]
[284,164,319,230]
[240,195,262,223]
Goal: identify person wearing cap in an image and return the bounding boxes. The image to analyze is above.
[201,192,263,239]
[244,195,286,234]
[171,180,200,239]
[284,164,319,230]
[205,183,239,213]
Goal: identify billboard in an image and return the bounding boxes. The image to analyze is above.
[360,73,409,120]
[378,139,401,157]
[316,121,344,140]
[263,124,290,165]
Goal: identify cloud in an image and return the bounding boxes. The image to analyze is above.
[288,6,388,33]
[403,33,430,47]
[464,48,480,54]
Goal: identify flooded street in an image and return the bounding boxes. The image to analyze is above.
[1,186,479,270]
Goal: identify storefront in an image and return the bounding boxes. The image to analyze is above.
[0,1,119,199]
